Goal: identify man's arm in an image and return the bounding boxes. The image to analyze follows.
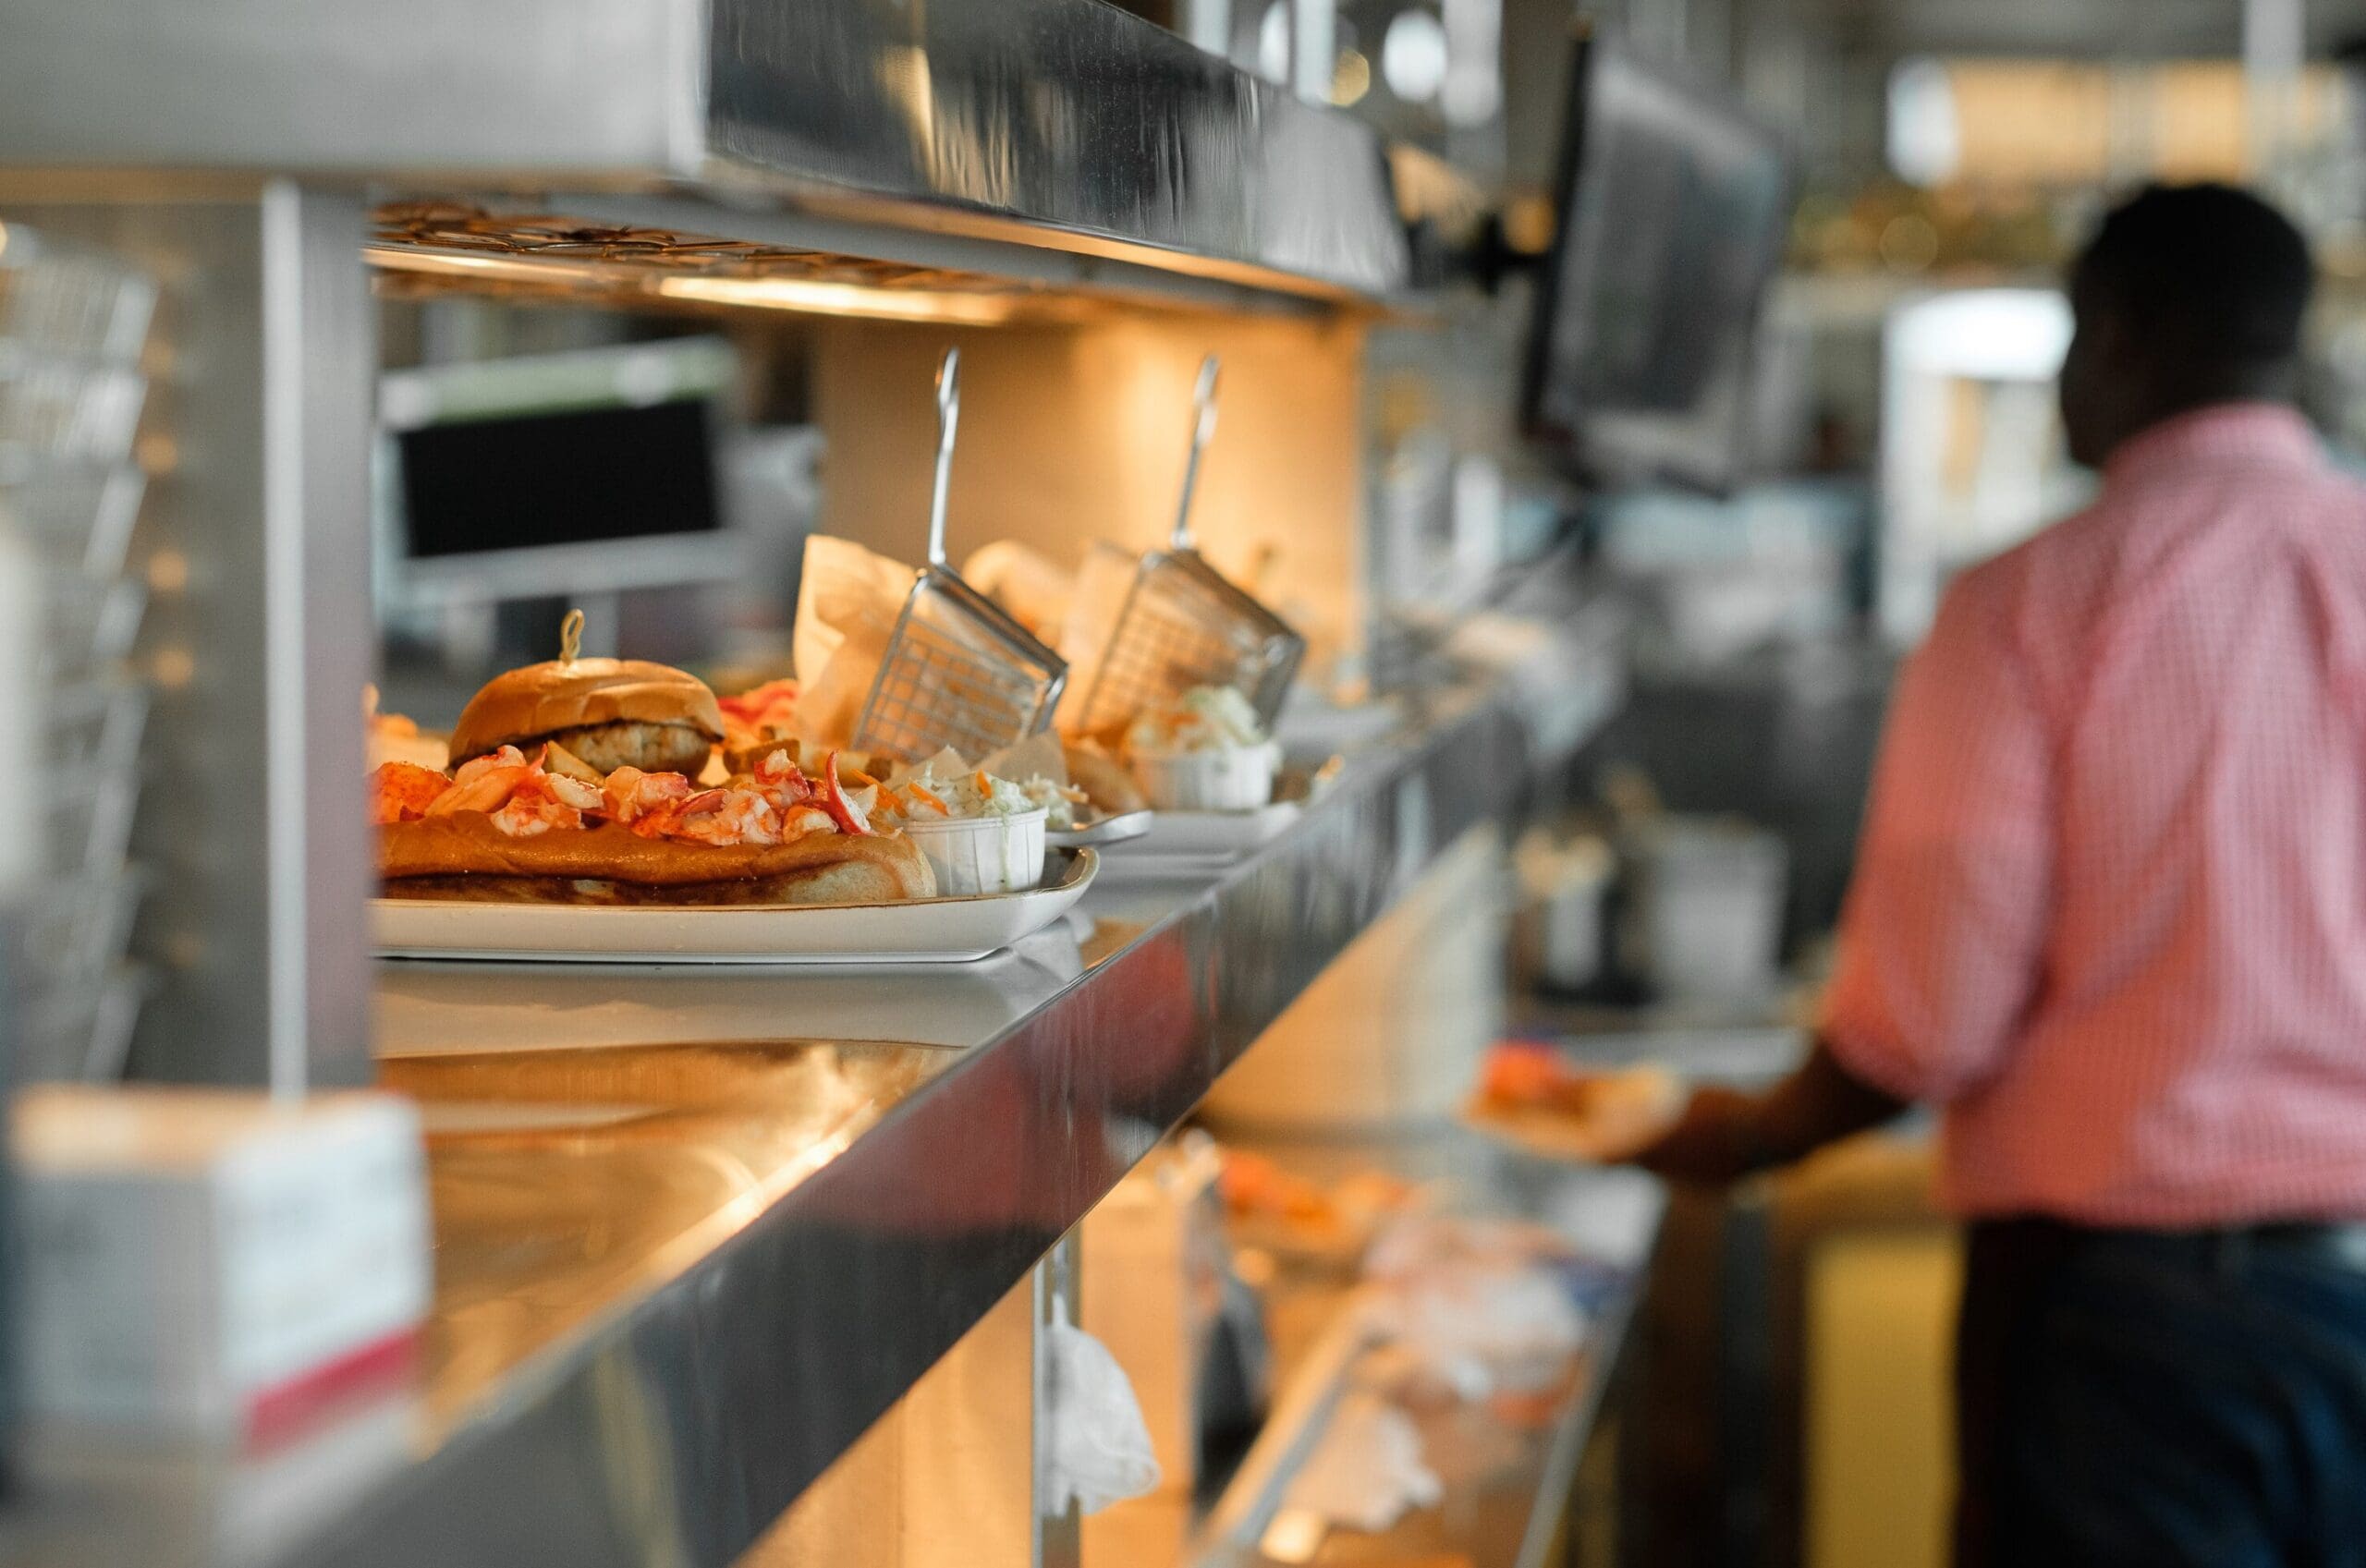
[1628,1039,1909,1185]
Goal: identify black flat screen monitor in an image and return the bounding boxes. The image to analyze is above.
[397,400,722,560]
[383,338,740,601]
[1522,35,1796,494]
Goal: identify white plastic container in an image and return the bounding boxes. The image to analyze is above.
[15,1086,431,1436]
[898,807,1048,895]
[1129,741,1279,812]
[1630,819,1787,1002]
[1514,828,1615,991]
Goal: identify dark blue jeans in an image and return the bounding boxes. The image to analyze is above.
[1957,1220,2366,1568]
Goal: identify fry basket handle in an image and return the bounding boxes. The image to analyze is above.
[927,346,961,568]
[1172,354,1219,552]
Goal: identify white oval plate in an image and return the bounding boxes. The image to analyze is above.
[1123,799,1301,857]
[374,849,1097,966]
[1093,760,1337,878]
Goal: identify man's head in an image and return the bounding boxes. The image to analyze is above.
[2058,183,2313,468]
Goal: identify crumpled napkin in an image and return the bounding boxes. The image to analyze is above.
[1278,1391,1442,1534]
[1360,1215,1590,1399]
[1043,1297,1162,1515]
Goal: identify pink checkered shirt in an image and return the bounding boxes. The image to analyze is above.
[1823,402,2366,1224]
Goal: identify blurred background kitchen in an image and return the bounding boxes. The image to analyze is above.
[4,1,2364,1567]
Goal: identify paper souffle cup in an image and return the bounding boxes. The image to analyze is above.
[896,807,1049,896]
[1128,740,1279,812]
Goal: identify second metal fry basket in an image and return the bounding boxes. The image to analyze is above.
[1075,356,1305,740]
[853,348,1068,763]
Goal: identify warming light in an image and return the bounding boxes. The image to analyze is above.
[653,273,1021,325]
[364,245,1030,327]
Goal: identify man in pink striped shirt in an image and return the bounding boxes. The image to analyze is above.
[1636,184,2366,1566]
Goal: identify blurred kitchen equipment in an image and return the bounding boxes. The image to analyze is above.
[1627,818,1787,1003]
[853,347,1067,761]
[1201,1264,1273,1460]
[0,246,153,468]
[1073,356,1305,737]
[0,226,158,1082]
[1513,826,1616,993]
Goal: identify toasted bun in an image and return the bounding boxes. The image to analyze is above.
[380,817,937,903]
[448,660,726,766]
[385,864,921,907]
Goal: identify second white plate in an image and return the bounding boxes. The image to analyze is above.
[374,848,1098,965]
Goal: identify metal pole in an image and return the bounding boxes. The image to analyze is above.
[258,183,373,1093]
[1178,0,1231,58]
[1033,1230,1083,1568]
[1290,0,1335,104]
[2245,0,2306,190]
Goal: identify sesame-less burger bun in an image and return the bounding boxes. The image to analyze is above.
[447,659,726,774]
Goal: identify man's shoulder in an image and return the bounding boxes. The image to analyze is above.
[1928,504,2118,664]
[1946,486,2155,614]
[1938,456,2366,657]
[1940,525,2059,622]
[2288,459,2366,522]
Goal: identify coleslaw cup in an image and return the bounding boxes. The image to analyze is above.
[1128,740,1280,812]
[897,807,1049,895]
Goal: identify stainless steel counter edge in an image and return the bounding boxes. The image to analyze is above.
[287,683,1567,1568]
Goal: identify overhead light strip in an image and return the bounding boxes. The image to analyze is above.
[362,245,1028,326]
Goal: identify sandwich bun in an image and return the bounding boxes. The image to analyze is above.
[448,659,726,774]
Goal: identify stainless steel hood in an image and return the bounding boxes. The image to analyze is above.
[0,0,1413,300]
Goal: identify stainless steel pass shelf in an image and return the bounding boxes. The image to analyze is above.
[0,0,1412,301]
[344,687,1529,1568]
[2,619,1624,1568]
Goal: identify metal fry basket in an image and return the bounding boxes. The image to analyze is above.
[1076,356,1304,738]
[853,348,1067,762]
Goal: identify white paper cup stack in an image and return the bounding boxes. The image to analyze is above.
[898,808,1049,895]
